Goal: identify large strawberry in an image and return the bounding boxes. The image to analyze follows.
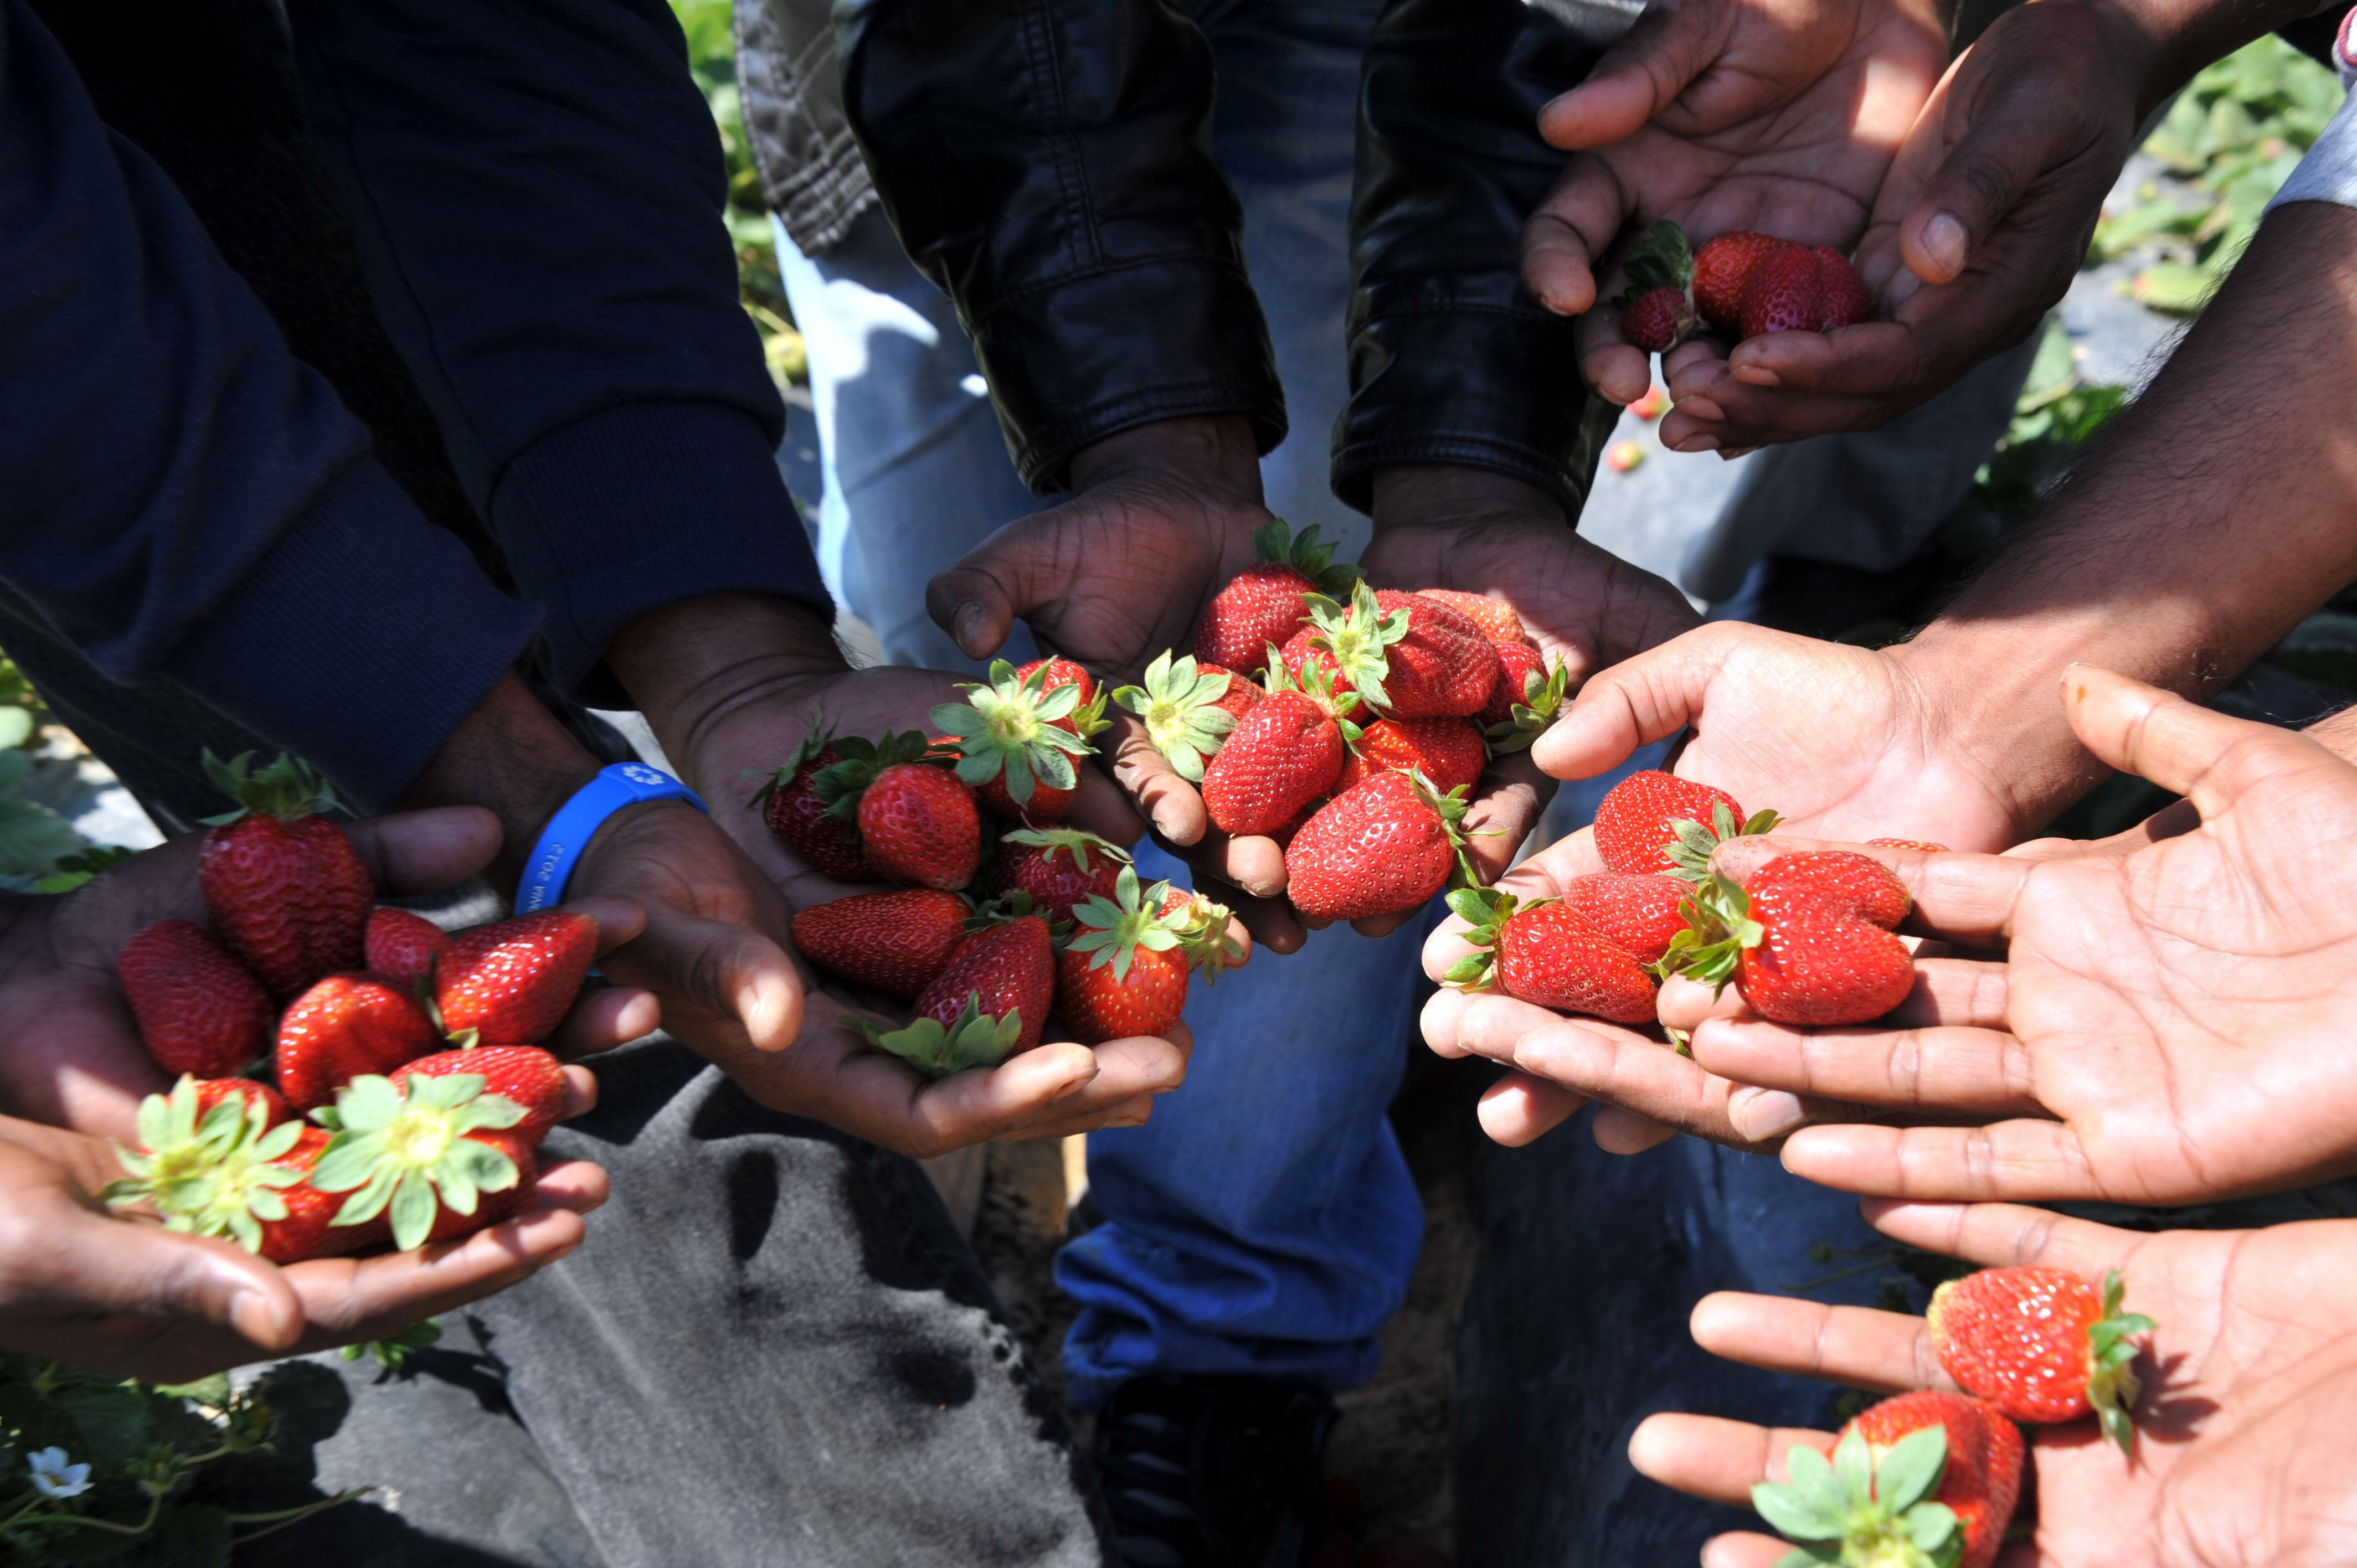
[1285,771,1470,922]
[364,907,448,988]
[1058,867,1193,1044]
[792,887,973,999]
[311,1069,539,1251]
[855,914,1056,1076]
[1560,873,1690,967]
[1200,661,1354,838]
[1298,582,1498,719]
[1014,658,1109,737]
[1335,716,1486,796]
[1442,888,1657,1024]
[1739,244,1870,338]
[275,972,441,1112]
[197,751,372,1000]
[1418,591,1525,647]
[118,919,274,1079]
[1752,1390,2024,1568]
[1113,652,1251,782]
[1665,850,1915,1026]
[394,1045,568,1144]
[1479,647,1569,754]
[805,733,981,889]
[435,911,598,1046]
[1591,769,1778,880]
[989,828,1131,926]
[1928,1266,2153,1451]
[1690,229,1797,331]
[1193,519,1361,676]
[932,659,1100,822]
[749,722,872,881]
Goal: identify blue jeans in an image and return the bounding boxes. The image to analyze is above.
[778,0,1418,1408]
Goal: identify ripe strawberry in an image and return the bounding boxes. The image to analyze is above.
[1690,229,1796,331]
[1285,771,1470,922]
[1560,873,1689,966]
[436,911,598,1046]
[856,914,1056,1077]
[1298,582,1499,719]
[1630,384,1672,421]
[793,887,974,999]
[1013,658,1109,737]
[193,1076,291,1129]
[1591,769,1777,880]
[275,972,441,1112]
[1201,672,1351,838]
[1929,1266,2153,1451]
[1058,867,1192,1043]
[1610,218,1701,351]
[1418,591,1525,646]
[1739,244,1870,338]
[118,919,274,1079]
[821,752,979,889]
[395,1045,568,1144]
[1868,837,1952,854]
[1618,285,1695,353]
[1336,716,1486,796]
[1193,519,1361,676]
[1666,850,1915,1026]
[749,723,872,881]
[364,907,448,987]
[311,1069,539,1250]
[197,752,372,1000]
[1753,1390,2024,1568]
[933,659,1100,824]
[1160,885,1244,981]
[989,828,1130,926]
[1113,652,1254,782]
[1443,888,1657,1024]
[1479,646,1569,754]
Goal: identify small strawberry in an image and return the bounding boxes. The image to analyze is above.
[1560,873,1690,966]
[1160,885,1244,981]
[1604,440,1645,473]
[197,751,373,1000]
[1058,866,1193,1043]
[855,914,1056,1076]
[311,1069,538,1251]
[275,972,441,1112]
[394,1045,567,1143]
[1629,384,1671,421]
[1739,244,1870,338]
[1928,1266,2154,1451]
[435,911,598,1046]
[118,919,274,1079]
[1285,770,1470,922]
[1610,219,1700,354]
[989,828,1131,926]
[1113,651,1251,782]
[749,721,872,881]
[1665,850,1915,1026]
[1296,582,1499,720]
[1479,646,1569,754]
[1418,591,1526,647]
[1591,769,1778,880]
[1201,665,1354,838]
[1336,716,1486,796]
[1618,285,1696,353]
[1752,1390,2024,1568]
[1442,888,1658,1024]
[193,1076,291,1129]
[928,659,1095,825]
[1013,658,1110,738]
[793,887,974,999]
[1690,229,1797,331]
[1193,519,1362,676]
[364,907,448,988]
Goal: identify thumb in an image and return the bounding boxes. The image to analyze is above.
[1895,70,2057,285]
[52,1207,305,1354]
[1531,623,1743,782]
[1537,2,1731,149]
[602,907,805,1053]
[925,528,1043,663]
[2061,664,2329,821]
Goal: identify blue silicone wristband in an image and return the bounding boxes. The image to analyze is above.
[516,762,707,916]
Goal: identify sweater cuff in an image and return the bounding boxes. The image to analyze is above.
[168,461,542,812]
[490,400,833,705]
[967,256,1287,493]
[1333,279,1615,518]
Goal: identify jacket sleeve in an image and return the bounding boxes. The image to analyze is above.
[286,0,832,705]
[0,0,541,810]
[1334,0,1618,517]
[836,0,1286,493]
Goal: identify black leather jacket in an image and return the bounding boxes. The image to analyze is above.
[835,0,1615,517]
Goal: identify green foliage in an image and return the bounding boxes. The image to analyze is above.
[1967,319,2128,522]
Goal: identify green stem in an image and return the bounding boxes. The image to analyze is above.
[25,1494,164,1537]
[228,1487,372,1541]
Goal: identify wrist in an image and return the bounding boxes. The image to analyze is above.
[608,591,850,767]
[1068,415,1264,503]
[2080,0,2305,123]
[1370,465,1567,531]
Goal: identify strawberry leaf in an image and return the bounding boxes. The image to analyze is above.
[1872,1426,1949,1514]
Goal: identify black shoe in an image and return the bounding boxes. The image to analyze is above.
[1093,1374,1336,1568]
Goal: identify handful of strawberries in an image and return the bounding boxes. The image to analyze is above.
[106,754,599,1260]
[1614,220,1870,355]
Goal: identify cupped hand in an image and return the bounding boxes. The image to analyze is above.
[1525,0,1946,411]
[1630,1200,2357,1567]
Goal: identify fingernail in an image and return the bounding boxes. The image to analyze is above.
[953,600,987,654]
[1923,214,1967,277]
[1732,1089,1807,1142]
[1677,397,1725,422]
[1732,365,1779,388]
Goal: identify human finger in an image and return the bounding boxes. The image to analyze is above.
[1687,1015,2036,1115]
[1689,1290,1948,1392]
[1628,1412,1837,1508]
[1862,1197,2146,1279]
[343,806,505,899]
[1779,1120,2103,1202]
[1476,1069,1589,1146]
[1531,622,1750,782]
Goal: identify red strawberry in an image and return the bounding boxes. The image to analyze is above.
[855,914,1057,1076]
[193,1076,291,1129]
[1418,591,1525,646]
[793,887,974,998]
[1560,873,1690,966]
[1193,520,1361,676]
[310,1067,542,1251]
[364,907,448,987]
[1928,1266,2153,1450]
[1618,285,1695,353]
[1160,885,1244,981]
[1667,849,1915,1026]
[1201,672,1351,838]
[1591,770,1776,880]
[989,828,1130,926]
[1285,771,1469,922]
[436,911,598,1047]
[1013,658,1107,736]
[1057,867,1193,1043]
[933,660,1100,824]
[1336,716,1486,796]
[1297,582,1499,720]
[1443,889,1657,1024]
[1691,230,1796,331]
[852,761,981,885]
[275,972,441,1112]
[1113,652,1257,783]
[749,723,872,882]
[396,1045,568,1144]
[1479,646,1569,754]
[1739,244,1869,338]
[197,752,372,1000]
[1753,1390,2023,1568]
[118,919,274,1079]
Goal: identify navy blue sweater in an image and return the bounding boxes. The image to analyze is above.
[0,0,828,808]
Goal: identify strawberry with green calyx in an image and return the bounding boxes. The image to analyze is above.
[1441,887,1658,1024]
[1299,584,1500,719]
[1160,885,1243,981]
[198,751,373,1000]
[394,1045,568,1144]
[1059,866,1194,1043]
[310,1071,532,1252]
[748,721,872,881]
[1480,647,1570,753]
[1591,768,1778,880]
[1291,580,1411,714]
[1663,851,1914,1027]
[1201,654,1356,838]
[930,660,1097,819]
[118,919,274,1079]
[276,972,441,1112]
[990,828,1131,926]
[194,1076,291,1129]
[1336,715,1486,796]
[1613,221,1700,353]
[852,913,1056,1076]
[435,911,598,1047]
[1284,769,1473,923]
[1013,658,1112,742]
[793,887,974,999]
[812,732,981,888]
[1113,652,1245,782]
[1561,873,1690,966]
[1752,1390,2022,1568]
[1193,519,1362,676]
[365,907,448,988]
[1928,1266,2154,1453]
